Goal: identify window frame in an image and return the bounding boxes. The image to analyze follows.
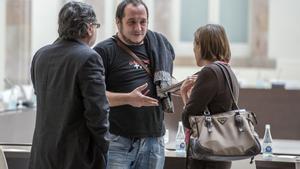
[175,0,251,58]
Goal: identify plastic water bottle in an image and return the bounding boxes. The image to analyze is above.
[262,124,273,158]
[164,129,169,144]
[8,88,18,110]
[175,121,186,153]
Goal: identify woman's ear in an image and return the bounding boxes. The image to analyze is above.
[193,43,202,66]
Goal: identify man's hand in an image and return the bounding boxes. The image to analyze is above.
[128,83,159,107]
[105,83,159,107]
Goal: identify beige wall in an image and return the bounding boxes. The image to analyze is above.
[31,0,60,54]
[0,0,6,90]
[173,0,300,88]
[1,0,300,90]
[269,0,300,59]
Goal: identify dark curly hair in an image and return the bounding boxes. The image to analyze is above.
[58,1,97,40]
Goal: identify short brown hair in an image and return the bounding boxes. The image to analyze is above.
[115,0,149,21]
[194,24,231,63]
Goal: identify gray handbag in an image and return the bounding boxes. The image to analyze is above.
[188,63,261,161]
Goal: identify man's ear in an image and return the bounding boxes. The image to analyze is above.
[87,24,93,37]
[116,18,121,29]
[116,18,120,25]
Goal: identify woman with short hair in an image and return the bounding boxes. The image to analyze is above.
[180,24,239,169]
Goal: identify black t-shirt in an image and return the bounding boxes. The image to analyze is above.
[93,38,164,138]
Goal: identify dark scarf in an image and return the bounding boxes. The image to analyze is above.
[144,30,175,98]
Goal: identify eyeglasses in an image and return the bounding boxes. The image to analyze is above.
[91,23,101,29]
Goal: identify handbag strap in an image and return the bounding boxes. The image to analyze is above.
[203,62,239,116]
[112,35,153,77]
[214,62,239,110]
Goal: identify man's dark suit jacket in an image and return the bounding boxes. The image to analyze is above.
[29,38,110,169]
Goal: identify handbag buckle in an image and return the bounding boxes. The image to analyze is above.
[235,114,244,132]
[205,116,213,133]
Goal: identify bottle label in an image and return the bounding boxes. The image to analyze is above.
[180,142,185,149]
[176,140,186,152]
[265,145,272,153]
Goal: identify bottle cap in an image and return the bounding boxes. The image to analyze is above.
[266,124,270,129]
[179,121,182,125]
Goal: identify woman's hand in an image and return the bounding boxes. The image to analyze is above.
[180,75,198,105]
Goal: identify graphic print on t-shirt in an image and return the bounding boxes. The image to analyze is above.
[129,59,150,70]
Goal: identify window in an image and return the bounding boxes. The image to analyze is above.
[177,0,250,57]
[220,0,249,43]
[180,0,208,42]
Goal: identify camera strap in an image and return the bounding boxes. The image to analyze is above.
[112,36,153,78]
